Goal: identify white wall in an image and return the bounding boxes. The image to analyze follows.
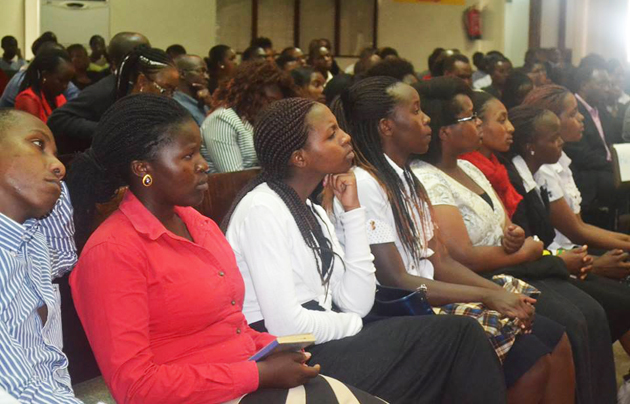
[110,0,216,57]
[0,0,26,56]
[503,0,529,66]
[377,0,505,71]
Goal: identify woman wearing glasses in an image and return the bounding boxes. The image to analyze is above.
[411,77,617,404]
[115,46,179,99]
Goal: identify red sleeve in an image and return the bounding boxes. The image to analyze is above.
[245,326,276,350]
[14,91,43,119]
[70,242,260,404]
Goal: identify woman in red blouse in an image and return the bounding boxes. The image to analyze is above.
[15,47,74,123]
[66,94,382,404]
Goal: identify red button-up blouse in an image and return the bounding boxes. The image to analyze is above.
[14,87,66,123]
[70,191,275,404]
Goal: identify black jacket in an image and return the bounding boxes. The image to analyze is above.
[503,157,556,248]
[48,74,116,154]
[562,99,615,211]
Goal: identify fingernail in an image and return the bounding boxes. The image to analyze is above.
[304,352,312,359]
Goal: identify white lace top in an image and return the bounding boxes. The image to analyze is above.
[411,159,506,247]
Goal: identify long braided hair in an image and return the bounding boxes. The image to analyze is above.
[332,76,434,265]
[115,46,174,99]
[20,47,71,95]
[223,98,340,290]
[66,94,193,250]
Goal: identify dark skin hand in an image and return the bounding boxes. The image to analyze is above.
[558,245,593,280]
[591,249,630,279]
[502,224,525,254]
[257,351,320,389]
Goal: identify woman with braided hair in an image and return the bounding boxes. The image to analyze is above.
[115,45,179,99]
[331,76,574,403]
[411,77,617,403]
[201,59,296,173]
[67,94,383,404]
[224,97,508,403]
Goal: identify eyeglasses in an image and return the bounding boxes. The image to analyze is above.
[455,113,478,123]
[150,80,175,97]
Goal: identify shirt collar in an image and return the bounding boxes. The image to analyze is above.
[173,90,197,105]
[118,190,206,241]
[512,155,538,193]
[575,93,598,117]
[383,153,406,179]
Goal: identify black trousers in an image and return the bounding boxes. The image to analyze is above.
[307,315,507,404]
[528,278,617,404]
[569,273,630,342]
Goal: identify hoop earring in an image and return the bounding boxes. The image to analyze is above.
[142,174,153,187]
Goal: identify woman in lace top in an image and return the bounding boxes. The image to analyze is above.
[412,77,618,404]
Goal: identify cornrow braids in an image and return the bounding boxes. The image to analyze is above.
[521,84,571,117]
[508,105,552,157]
[115,46,174,99]
[333,76,434,266]
[66,94,193,250]
[223,98,340,291]
[20,48,71,94]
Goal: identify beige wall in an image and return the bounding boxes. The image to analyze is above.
[504,0,529,66]
[0,0,26,55]
[377,0,505,71]
[109,0,216,57]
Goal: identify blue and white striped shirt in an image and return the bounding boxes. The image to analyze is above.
[0,182,81,403]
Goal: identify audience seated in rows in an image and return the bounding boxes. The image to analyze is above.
[67,94,384,404]
[412,77,619,403]
[329,76,573,403]
[223,96,508,404]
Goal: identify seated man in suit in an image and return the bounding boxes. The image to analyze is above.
[567,63,621,226]
[47,32,149,154]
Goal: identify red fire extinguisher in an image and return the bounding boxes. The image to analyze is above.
[464,6,482,40]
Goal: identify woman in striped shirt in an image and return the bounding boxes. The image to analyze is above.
[201,60,296,173]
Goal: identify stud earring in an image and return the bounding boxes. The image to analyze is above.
[530,150,535,156]
[142,174,153,187]
[42,78,47,83]
[220,64,225,69]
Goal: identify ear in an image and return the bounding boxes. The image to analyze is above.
[135,73,151,91]
[288,149,307,169]
[130,160,151,179]
[438,125,451,142]
[378,117,394,139]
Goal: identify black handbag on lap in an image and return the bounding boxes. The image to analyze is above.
[370,284,434,317]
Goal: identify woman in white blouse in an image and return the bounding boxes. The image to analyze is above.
[200,60,295,173]
[521,85,630,261]
[412,76,618,404]
[224,97,508,404]
[507,102,630,366]
[330,76,574,403]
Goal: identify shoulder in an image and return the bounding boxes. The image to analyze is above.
[230,184,291,225]
[411,160,448,187]
[15,88,38,101]
[459,159,491,185]
[81,209,141,254]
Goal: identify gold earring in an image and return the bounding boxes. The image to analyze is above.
[142,174,153,187]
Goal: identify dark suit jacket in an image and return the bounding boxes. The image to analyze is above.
[48,74,116,154]
[562,98,615,211]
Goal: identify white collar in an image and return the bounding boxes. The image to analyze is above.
[512,155,538,193]
[384,153,406,179]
